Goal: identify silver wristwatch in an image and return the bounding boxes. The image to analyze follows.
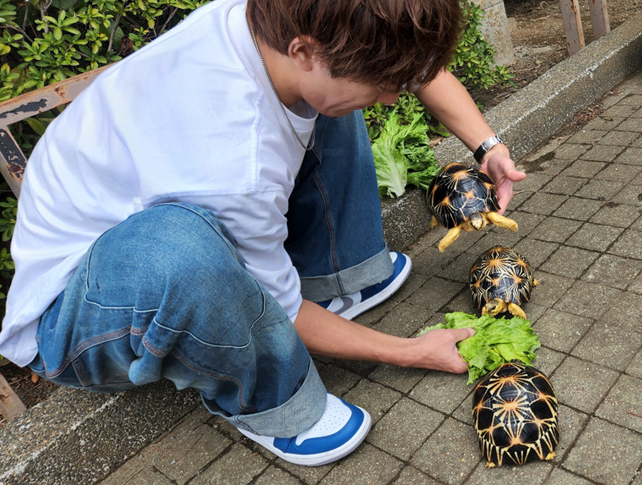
[473,135,505,163]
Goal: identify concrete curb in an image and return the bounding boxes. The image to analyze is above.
[382,10,642,252]
[2,12,642,485]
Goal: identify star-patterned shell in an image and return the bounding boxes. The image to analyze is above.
[426,162,500,229]
[469,246,535,309]
[472,362,559,467]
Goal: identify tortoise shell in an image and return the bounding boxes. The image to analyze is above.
[427,162,500,229]
[472,362,559,467]
[469,246,535,309]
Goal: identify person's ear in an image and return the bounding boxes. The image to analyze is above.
[288,36,318,72]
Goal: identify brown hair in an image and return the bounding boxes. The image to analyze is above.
[246,0,463,91]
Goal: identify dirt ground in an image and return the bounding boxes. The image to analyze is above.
[477,0,642,110]
[2,0,642,427]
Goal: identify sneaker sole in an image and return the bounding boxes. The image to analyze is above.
[341,253,412,321]
[238,410,372,466]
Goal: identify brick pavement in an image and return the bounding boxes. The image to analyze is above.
[99,71,642,485]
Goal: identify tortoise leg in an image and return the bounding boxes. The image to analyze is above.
[533,278,539,287]
[438,226,461,252]
[507,302,528,319]
[460,220,475,232]
[485,462,497,468]
[482,298,507,317]
[544,452,556,461]
[431,216,439,229]
[485,211,519,232]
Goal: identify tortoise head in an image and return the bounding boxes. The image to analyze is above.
[469,212,487,231]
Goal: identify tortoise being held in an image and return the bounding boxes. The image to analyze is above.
[472,362,559,467]
[469,245,538,320]
[426,163,518,252]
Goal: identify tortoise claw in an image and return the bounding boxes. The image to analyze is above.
[438,227,461,252]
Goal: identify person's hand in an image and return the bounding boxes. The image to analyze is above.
[404,327,475,373]
[480,148,526,214]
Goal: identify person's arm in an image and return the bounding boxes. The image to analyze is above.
[294,299,473,373]
[413,69,526,213]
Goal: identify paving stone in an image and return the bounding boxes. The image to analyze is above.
[539,246,599,279]
[390,271,431,302]
[368,364,427,393]
[567,129,607,145]
[596,374,642,433]
[508,189,535,209]
[343,379,401,424]
[411,418,480,484]
[318,363,361,398]
[599,291,642,334]
[602,104,640,118]
[582,254,642,289]
[354,297,398,327]
[574,179,624,200]
[406,277,466,313]
[627,348,642,379]
[626,270,642,294]
[552,197,604,221]
[533,346,567,377]
[565,223,623,251]
[465,461,553,485]
[581,144,626,163]
[513,238,559,268]
[544,467,593,485]
[553,405,590,463]
[629,107,642,118]
[410,370,472,414]
[514,172,554,191]
[452,391,475,426]
[367,398,444,461]
[529,217,582,243]
[519,192,568,215]
[541,176,586,196]
[438,251,482,284]
[523,302,547,324]
[614,146,642,165]
[554,144,590,160]
[254,467,302,485]
[506,211,546,235]
[563,418,642,485]
[411,247,457,278]
[614,117,642,132]
[589,202,640,227]
[276,457,333,485]
[550,356,620,413]
[595,162,642,182]
[583,116,624,131]
[372,301,433,338]
[100,458,155,485]
[394,466,442,485]
[332,358,379,379]
[533,272,575,308]
[147,423,232,485]
[318,443,401,485]
[597,130,641,146]
[608,228,642,259]
[532,309,593,353]
[190,443,269,485]
[560,160,607,178]
[554,281,622,320]
[571,321,642,371]
[617,94,642,106]
[440,288,478,316]
[126,468,174,485]
[463,228,523,257]
[611,183,642,207]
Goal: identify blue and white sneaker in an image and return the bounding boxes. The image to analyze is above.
[238,393,371,466]
[317,251,412,320]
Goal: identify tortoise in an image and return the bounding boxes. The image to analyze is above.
[426,162,518,252]
[472,362,559,467]
[469,245,538,320]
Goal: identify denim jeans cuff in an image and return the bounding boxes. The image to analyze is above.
[299,246,393,302]
[203,358,327,438]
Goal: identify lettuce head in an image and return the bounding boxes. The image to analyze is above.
[417,312,541,384]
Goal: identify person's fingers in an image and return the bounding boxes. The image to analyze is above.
[506,169,526,182]
[453,327,475,343]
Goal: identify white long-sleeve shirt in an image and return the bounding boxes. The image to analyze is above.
[0,0,317,367]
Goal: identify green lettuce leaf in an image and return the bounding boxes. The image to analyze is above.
[372,113,437,198]
[417,312,540,384]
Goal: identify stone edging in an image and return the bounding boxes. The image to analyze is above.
[2,11,642,485]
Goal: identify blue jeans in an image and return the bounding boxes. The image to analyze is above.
[29,111,393,438]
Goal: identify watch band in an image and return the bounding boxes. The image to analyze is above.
[473,135,505,163]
